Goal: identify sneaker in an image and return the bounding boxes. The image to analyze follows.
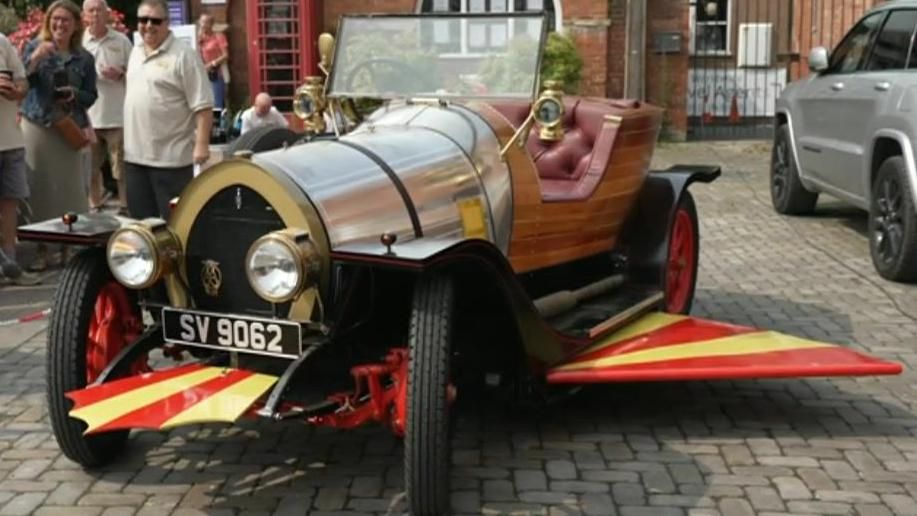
[1,260,22,279]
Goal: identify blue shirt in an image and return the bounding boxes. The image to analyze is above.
[20,38,98,128]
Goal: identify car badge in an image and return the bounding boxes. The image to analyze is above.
[235,187,242,210]
[201,259,223,297]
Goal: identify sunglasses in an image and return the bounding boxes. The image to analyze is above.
[137,16,164,26]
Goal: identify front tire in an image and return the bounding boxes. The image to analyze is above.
[771,124,818,215]
[869,156,917,282]
[405,275,454,515]
[47,249,142,467]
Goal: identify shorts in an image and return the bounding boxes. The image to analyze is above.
[0,147,28,200]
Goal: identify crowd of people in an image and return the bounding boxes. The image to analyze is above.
[0,0,254,278]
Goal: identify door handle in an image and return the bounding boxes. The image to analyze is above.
[831,82,845,91]
[875,81,892,92]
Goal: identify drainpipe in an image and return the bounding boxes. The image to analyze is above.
[625,0,646,100]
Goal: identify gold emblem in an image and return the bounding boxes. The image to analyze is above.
[201,260,222,297]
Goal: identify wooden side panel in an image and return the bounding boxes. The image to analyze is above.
[469,100,663,274]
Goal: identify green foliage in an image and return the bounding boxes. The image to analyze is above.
[0,4,20,35]
[541,32,583,93]
[477,31,584,95]
[477,36,541,96]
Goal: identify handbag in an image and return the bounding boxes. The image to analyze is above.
[51,115,90,150]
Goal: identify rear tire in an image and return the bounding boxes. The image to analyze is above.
[664,192,699,314]
[48,249,132,467]
[771,124,818,215]
[869,156,917,282]
[405,275,454,515]
[225,126,300,156]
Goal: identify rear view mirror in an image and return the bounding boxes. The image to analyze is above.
[809,47,829,72]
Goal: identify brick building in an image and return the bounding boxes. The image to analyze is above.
[184,0,882,140]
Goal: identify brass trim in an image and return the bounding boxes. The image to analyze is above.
[107,219,180,290]
[245,228,321,304]
[604,114,623,125]
[166,158,330,321]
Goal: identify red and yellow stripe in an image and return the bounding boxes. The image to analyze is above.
[548,312,902,384]
[67,364,277,435]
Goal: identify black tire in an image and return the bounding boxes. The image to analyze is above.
[47,248,129,467]
[664,191,700,315]
[869,156,917,282]
[405,275,454,516]
[771,124,818,215]
[225,126,300,156]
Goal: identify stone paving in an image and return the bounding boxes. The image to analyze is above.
[0,141,914,515]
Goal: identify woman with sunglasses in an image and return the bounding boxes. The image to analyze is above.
[20,0,98,271]
[122,0,213,220]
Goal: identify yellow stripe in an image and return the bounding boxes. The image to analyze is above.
[558,331,831,371]
[160,373,278,429]
[72,368,226,433]
[574,312,688,358]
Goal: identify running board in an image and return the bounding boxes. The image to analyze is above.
[547,313,903,384]
[66,363,278,435]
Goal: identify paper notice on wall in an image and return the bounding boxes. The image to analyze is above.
[687,68,787,118]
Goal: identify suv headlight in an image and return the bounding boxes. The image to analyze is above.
[107,219,181,289]
[246,229,320,303]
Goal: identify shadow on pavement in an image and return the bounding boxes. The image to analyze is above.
[62,288,914,514]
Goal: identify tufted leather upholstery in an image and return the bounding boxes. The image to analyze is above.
[490,97,640,201]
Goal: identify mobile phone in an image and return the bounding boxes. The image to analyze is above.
[53,69,69,99]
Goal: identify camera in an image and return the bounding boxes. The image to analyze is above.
[53,69,70,99]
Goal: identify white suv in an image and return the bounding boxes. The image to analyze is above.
[773,1,917,282]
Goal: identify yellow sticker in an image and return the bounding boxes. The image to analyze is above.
[457,198,487,240]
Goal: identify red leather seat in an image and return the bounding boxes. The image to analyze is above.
[490,97,639,202]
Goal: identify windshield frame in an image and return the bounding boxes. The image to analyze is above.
[326,12,549,102]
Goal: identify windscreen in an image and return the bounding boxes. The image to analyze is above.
[327,14,547,101]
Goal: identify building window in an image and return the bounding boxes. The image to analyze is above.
[692,0,731,55]
[419,0,556,55]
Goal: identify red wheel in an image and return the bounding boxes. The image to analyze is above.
[86,282,148,384]
[664,192,699,314]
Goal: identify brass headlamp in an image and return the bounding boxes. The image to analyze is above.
[293,76,327,134]
[534,80,565,141]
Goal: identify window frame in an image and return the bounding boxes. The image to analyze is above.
[861,8,917,71]
[419,0,556,58]
[689,0,732,56]
[823,10,887,75]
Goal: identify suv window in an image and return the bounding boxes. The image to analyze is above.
[867,10,917,70]
[828,11,885,74]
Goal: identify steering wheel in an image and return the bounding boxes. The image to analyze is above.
[342,58,425,94]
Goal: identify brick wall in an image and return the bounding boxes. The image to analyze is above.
[563,0,609,97]
[646,0,688,140]
[324,0,416,33]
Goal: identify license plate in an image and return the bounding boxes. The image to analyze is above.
[162,308,302,358]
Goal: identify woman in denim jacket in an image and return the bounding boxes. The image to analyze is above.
[20,0,97,271]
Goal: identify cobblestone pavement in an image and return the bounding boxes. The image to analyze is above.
[0,141,915,515]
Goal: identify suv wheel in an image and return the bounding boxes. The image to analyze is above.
[869,156,917,282]
[771,124,818,215]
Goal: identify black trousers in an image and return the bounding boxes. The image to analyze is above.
[124,162,193,219]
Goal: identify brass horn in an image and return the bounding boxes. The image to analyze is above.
[318,33,335,75]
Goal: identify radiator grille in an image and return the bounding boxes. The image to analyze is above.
[184,186,288,315]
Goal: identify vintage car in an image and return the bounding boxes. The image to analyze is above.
[19,13,902,515]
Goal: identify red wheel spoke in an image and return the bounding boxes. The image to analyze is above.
[86,282,148,383]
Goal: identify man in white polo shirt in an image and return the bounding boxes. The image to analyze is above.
[123,0,213,219]
[83,0,132,214]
